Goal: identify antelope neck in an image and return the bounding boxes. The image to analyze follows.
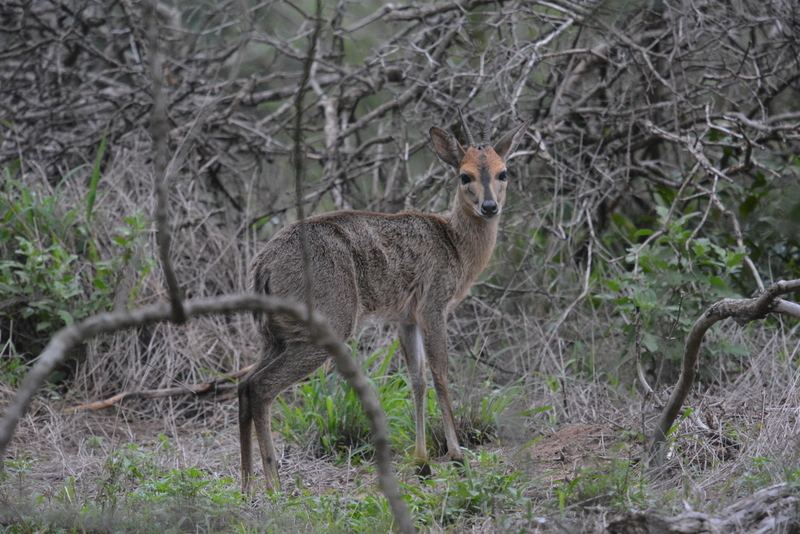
[445,202,499,276]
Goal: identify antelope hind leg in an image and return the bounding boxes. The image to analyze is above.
[243,341,332,493]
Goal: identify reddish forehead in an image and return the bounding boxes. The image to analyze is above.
[459,147,505,176]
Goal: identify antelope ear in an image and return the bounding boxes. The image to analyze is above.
[493,119,531,160]
[430,127,466,169]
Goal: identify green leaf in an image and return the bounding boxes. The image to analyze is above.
[739,194,760,217]
[56,310,74,326]
[710,276,726,287]
[604,279,621,292]
[642,332,661,353]
[93,278,109,291]
[727,252,746,267]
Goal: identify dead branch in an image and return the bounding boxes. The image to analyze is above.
[648,279,800,469]
[607,483,799,534]
[64,364,254,413]
[146,0,185,323]
[3,0,797,239]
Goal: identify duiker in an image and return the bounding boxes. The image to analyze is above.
[239,111,530,493]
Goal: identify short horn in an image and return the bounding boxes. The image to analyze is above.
[458,107,475,147]
[482,108,491,148]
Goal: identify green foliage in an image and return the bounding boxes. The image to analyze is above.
[275,340,522,463]
[0,170,153,384]
[275,450,530,532]
[0,436,538,534]
[280,488,397,534]
[409,449,527,527]
[600,204,749,381]
[741,455,800,495]
[431,379,525,456]
[740,456,778,493]
[552,459,650,514]
[738,158,800,278]
[275,340,425,462]
[1,436,246,534]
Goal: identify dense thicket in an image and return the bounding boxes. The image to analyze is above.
[1,0,799,440]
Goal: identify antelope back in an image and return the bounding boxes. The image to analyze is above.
[429,110,530,221]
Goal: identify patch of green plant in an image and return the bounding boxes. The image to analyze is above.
[1,433,547,533]
[404,448,528,527]
[552,458,649,515]
[741,456,781,492]
[279,487,396,534]
[266,453,532,533]
[431,379,524,456]
[275,339,523,464]
[275,339,421,462]
[1,436,247,534]
[600,204,749,382]
[0,168,153,384]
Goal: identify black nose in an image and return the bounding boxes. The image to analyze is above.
[481,200,498,217]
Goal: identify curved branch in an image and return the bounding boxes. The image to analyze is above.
[648,279,800,469]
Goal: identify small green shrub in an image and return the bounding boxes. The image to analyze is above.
[275,339,523,464]
[430,380,524,456]
[600,204,749,383]
[275,339,421,462]
[282,489,396,534]
[552,458,649,514]
[408,449,528,527]
[0,170,153,384]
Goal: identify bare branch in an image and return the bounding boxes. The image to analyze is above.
[293,2,323,319]
[648,279,800,469]
[64,365,254,413]
[145,0,185,323]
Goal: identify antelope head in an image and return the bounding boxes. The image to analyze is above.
[430,109,530,220]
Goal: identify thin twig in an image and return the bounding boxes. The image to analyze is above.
[145,0,185,323]
[64,364,254,413]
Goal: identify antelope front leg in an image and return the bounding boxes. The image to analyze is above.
[424,315,463,464]
[399,323,429,472]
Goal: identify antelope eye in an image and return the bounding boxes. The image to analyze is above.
[459,173,472,185]
[498,170,508,182]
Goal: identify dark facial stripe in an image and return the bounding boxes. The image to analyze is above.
[478,159,494,203]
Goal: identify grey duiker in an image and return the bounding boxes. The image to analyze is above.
[238,111,530,493]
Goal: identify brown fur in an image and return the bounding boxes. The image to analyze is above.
[238,117,530,494]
